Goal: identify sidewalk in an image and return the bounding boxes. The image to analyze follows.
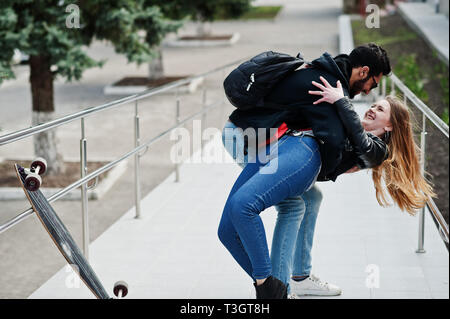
[398,1,449,65]
[30,106,449,298]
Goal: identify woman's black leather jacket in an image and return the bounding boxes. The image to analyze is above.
[318,97,389,182]
[334,97,388,168]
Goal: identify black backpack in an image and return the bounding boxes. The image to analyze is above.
[223,51,305,110]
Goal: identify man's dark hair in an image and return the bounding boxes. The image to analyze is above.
[349,43,391,77]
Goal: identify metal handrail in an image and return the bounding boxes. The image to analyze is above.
[0,99,222,234]
[0,57,247,256]
[378,74,449,251]
[389,73,449,138]
[0,58,247,146]
[340,12,448,252]
[427,197,449,246]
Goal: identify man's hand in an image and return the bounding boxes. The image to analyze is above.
[309,76,345,105]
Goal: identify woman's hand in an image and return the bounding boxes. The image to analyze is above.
[309,76,345,105]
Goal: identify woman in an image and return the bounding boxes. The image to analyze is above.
[309,77,435,213]
[218,76,435,299]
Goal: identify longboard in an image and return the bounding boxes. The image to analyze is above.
[15,163,112,299]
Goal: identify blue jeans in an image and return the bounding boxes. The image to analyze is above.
[218,122,322,281]
[221,121,322,286]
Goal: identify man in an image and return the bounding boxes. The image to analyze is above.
[221,43,391,297]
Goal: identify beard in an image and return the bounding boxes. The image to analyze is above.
[349,76,370,99]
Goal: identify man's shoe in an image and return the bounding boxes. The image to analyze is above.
[254,276,288,299]
[289,274,342,296]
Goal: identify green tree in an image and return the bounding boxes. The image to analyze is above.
[0,0,174,174]
[140,0,186,80]
[138,0,252,80]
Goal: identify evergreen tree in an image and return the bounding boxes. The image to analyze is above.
[0,0,172,174]
[138,0,252,79]
[140,0,185,80]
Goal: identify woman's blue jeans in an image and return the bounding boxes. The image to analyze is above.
[219,121,322,282]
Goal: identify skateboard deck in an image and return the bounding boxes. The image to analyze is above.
[15,163,110,299]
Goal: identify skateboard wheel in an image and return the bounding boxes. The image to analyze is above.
[31,157,47,175]
[25,173,42,191]
[113,281,128,298]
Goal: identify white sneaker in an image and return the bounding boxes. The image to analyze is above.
[289,274,342,296]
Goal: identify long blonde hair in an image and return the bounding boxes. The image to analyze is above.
[371,96,435,215]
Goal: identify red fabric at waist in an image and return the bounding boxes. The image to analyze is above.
[260,122,282,147]
[260,122,287,147]
[257,123,313,147]
[276,122,289,140]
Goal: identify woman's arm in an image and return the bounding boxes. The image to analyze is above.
[309,76,388,168]
[334,98,388,168]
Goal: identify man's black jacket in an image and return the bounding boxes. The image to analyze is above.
[228,52,388,181]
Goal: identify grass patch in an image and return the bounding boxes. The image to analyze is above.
[394,54,429,103]
[352,14,449,124]
[215,5,282,20]
[351,20,417,46]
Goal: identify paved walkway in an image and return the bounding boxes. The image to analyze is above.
[30,102,449,298]
[398,1,449,65]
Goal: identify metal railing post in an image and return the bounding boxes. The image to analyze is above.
[381,77,386,97]
[417,113,427,253]
[134,101,142,219]
[374,77,381,100]
[80,118,90,259]
[201,85,207,157]
[220,69,226,123]
[390,78,395,96]
[175,97,181,183]
[0,57,252,235]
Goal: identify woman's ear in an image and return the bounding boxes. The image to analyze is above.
[385,125,393,132]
